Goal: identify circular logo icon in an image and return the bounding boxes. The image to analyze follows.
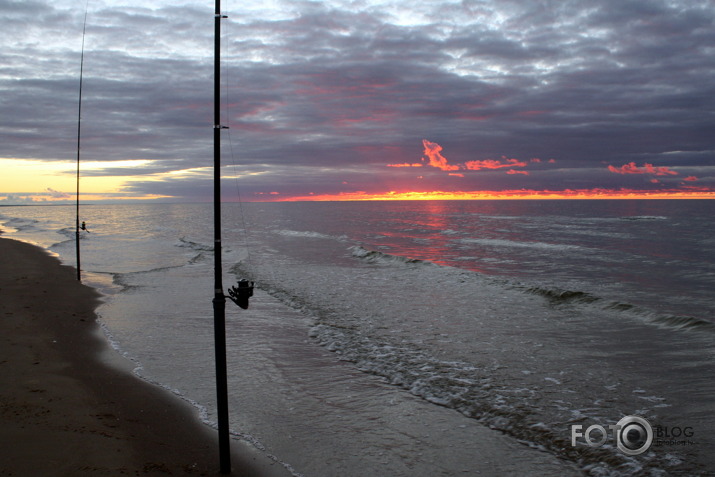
[616,416,653,456]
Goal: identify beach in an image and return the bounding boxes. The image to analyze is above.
[0,219,589,477]
[0,237,287,476]
[0,237,585,477]
[2,200,712,475]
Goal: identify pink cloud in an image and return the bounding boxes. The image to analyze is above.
[387,163,423,167]
[465,157,528,170]
[608,162,678,176]
[388,140,549,177]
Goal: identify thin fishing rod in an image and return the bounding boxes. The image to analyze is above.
[76,3,89,282]
[213,0,231,473]
[212,2,255,472]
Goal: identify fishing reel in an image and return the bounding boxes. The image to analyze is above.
[227,279,254,309]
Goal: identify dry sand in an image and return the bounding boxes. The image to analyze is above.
[0,237,288,476]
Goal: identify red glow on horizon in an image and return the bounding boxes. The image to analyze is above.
[257,188,715,202]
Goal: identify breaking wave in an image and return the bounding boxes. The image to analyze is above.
[276,229,341,240]
[523,284,714,332]
[176,236,213,252]
[524,286,600,304]
[307,322,643,476]
[350,245,435,266]
[0,216,39,233]
[619,216,668,221]
[458,237,584,251]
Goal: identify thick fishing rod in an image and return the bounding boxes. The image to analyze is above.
[75,4,89,282]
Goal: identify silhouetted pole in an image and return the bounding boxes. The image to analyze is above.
[75,6,88,282]
[212,0,231,473]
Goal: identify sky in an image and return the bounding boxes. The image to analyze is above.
[1,0,714,203]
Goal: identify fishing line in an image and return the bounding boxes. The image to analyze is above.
[219,2,256,278]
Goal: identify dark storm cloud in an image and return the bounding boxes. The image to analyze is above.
[1,0,713,199]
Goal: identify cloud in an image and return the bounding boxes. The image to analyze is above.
[413,140,532,177]
[45,187,71,198]
[0,194,38,204]
[608,162,679,176]
[387,163,423,168]
[0,0,713,200]
[421,139,460,171]
[465,157,528,171]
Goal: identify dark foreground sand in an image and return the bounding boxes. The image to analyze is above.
[0,237,288,476]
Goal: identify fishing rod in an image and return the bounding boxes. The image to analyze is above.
[75,3,89,282]
[212,1,254,473]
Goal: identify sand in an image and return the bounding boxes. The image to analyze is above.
[0,237,289,476]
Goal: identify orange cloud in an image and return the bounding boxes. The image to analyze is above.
[507,169,529,175]
[608,162,678,176]
[422,139,460,171]
[465,157,528,170]
[683,176,698,181]
[390,140,538,175]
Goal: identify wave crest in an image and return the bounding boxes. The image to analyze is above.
[350,246,433,266]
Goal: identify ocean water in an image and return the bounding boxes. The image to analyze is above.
[1,200,713,476]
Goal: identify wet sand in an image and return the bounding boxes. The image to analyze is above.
[0,237,287,476]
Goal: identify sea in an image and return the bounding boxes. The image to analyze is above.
[1,199,713,476]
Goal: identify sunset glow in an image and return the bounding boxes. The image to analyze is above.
[2,2,714,205]
[268,188,715,202]
[0,158,172,203]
